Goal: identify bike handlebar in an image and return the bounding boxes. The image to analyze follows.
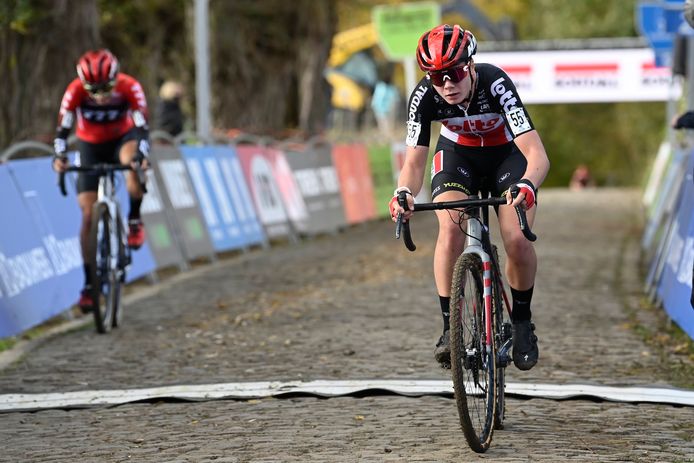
[58,163,148,196]
[395,194,537,252]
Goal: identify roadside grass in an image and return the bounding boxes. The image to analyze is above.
[626,296,694,390]
[0,311,80,354]
[618,224,694,389]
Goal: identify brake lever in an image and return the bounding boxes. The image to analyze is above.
[396,191,416,251]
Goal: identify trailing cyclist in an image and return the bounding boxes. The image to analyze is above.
[389,25,550,371]
[51,49,151,312]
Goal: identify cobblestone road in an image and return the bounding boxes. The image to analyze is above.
[0,189,692,462]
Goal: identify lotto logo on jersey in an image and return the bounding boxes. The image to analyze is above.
[490,77,519,113]
[431,150,444,179]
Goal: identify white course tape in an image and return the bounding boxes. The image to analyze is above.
[1,380,692,412]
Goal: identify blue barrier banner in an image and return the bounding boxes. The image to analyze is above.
[0,164,77,337]
[179,146,264,250]
[213,146,265,246]
[6,158,83,308]
[657,150,694,338]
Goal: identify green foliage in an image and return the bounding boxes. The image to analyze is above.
[531,103,666,187]
[0,0,47,33]
[367,143,395,217]
[515,0,639,39]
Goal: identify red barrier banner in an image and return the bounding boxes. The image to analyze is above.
[236,145,308,238]
[332,143,377,224]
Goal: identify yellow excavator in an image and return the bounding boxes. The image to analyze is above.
[325,23,379,111]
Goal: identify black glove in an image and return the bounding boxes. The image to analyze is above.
[674,111,694,129]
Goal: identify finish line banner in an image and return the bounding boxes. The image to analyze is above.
[476,48,679,103]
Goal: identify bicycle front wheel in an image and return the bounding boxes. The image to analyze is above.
[450,253,496,453]
[491,245,510,431]
[88,203,115,334]
[110,213,127,329]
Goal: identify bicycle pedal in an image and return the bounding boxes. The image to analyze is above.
[501,322,512,342]
[497,338,513,367]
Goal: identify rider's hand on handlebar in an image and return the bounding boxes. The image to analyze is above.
[131,157,150,171]
[389,187,414,222]
[507,178,536,210]
[132,139,150,171]
[52,155,69,173]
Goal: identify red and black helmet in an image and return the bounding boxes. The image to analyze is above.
[416,24,477,72]
[76,49,119,93]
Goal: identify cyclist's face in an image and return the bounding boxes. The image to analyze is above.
[431,63,475,105]
[84,81,115,104]
[90,91,112,104]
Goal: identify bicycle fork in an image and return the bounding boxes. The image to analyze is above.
[463,212,513,370]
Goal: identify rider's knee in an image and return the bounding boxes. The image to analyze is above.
[504,234,533,262]
[437,219,464,247]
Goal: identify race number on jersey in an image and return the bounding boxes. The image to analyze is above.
[505,107,531,136]
[406,121,422,147]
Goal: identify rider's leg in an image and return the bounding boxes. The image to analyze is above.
[77,191,98,286]
[433,190,469,301]
[498,204,539,370]
[498,204,537,319]
[118,139,145,221]
[432,190,468,365]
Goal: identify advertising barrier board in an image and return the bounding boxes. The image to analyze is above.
[149,145,216,262]
[282,142,346,235]
[656,150,694,337]
[235,144,294,239]
[180,145,264,251]
[332,143,378,224]
[0,164,79,337]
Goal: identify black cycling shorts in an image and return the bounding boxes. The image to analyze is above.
[75,128,138,193]
[430,138,528,199]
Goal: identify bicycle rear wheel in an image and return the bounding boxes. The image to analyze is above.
[88,203,115,334]
[450,253,496,453]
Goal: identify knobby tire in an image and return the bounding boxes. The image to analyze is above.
[450,253,496,453]
[110,212,127,329]
[88,203,114,334]
[491,245,507,430]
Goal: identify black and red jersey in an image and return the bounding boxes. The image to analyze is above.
[405,63,535,149]
[56,73,148,144]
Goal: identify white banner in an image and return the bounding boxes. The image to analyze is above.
[477,48,680,103]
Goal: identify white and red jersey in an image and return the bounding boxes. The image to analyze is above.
[406,63,535,149]
[56,73,148,144]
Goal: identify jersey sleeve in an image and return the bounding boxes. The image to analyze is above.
[486,66,535,139]
[405,78,434,147]
[120,74,149,129]
[55,79,83,138]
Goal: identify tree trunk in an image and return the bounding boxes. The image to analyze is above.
[0,0,99,150]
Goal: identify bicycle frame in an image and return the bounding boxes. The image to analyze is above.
[59,162,144,332]
[462,206,495,349]
[95,170,130,280]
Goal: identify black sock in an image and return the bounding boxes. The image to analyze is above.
[439,296,450,332]
[83,264,91,287]
[128,196,143,221]
[510,286,534,322]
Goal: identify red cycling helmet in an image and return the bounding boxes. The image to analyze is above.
[416,24,477,72]
[76,49,120,93]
